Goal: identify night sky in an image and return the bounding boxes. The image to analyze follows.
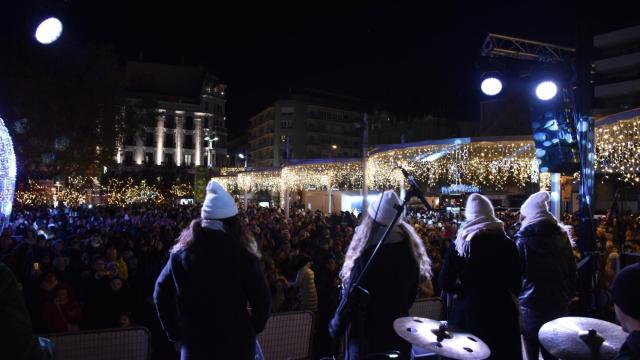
[2,1,637,137]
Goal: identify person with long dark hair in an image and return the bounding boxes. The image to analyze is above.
[439,193,522,359]
[329,191,432,359]
[154,181,271,360]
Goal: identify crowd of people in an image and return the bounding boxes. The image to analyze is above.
[1,187,639,359]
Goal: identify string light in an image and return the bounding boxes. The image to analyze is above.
[0,116,17,232]
[596,115,640,184]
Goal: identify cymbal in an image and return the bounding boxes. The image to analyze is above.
[539,317,627,360]
[393,317,491,360]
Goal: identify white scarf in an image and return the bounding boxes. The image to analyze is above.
[454,215,505,258]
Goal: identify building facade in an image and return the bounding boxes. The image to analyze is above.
[117,62,228,170]
[248,90,366,167]
[592,25,640,116]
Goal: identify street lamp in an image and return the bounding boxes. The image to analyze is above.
[204,135,219,168]
[238,153,248,168]
[330,144,338,159]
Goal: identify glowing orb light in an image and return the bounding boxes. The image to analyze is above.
[35,17,63,45]
[0,116,17,234]
[480,77,503,96]
[535,81,558,101]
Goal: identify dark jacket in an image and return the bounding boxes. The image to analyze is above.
[153,228,271,359]
[439,230,522,360]
[515,220,577,313]
[330,225,420,359]
[615,331,640,360]
[0,261,43,360]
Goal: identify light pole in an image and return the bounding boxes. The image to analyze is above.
[238,153,248,168]
[330,144,338,159]
[204,135,219,168]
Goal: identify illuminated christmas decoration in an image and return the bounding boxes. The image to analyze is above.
[170,183,194,198]
[211,175,239,192]
[0,116,17,233]
[595,114,640,184]
[238,169,281,192]
[367,137,539,191]
[441,184,481,195]
[281,159,362,191]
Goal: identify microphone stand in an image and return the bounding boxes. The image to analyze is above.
[335,176,429,345]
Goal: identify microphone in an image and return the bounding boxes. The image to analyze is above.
[399,167,433,211]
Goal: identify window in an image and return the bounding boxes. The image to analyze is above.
[164,115,175,129]
[164,153,173,165]
[204,102,209,112]
[145,152,153,164]
[280,106,295,115]
[184,134,194,149]
[164,133,175,148]
[145,132,155,147]
[184,154,192,166]
[124,151,133,165]
[185,116,194,130]
[124,134,135,146]
[281,119,292,128]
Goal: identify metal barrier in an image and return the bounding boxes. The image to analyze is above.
[43,326,151,360]
[257,311,314,360]
[409,297,444,320]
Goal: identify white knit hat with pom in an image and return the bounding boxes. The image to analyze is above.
[201,180,238,221]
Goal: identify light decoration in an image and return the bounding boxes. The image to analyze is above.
[104,178,165,206]
[170,183,194,198]
[595,115,640,184]
[367,139,539,191]
[281,160,362,191]
[212,176,239,192]
[441,184,480,195]
[238,170,282,192]
[220,167,246,176]
[539,172,551,191]
[15,180,52,206]
[56,176,89,207]
[0,116,17,233]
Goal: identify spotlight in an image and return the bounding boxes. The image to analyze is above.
[535,81,558,101]
[480,77,502,96]
[35,17,63,44]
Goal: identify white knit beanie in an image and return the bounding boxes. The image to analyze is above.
[464,193,495,221]
[520,191,557,229]
[201,180,238,221]
[367,191,401,226]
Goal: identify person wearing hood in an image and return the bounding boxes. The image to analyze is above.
[611,262,640,359]
[154,180,271,360]
[439,193,522,359]
[516,191,577,360]
[329,190,432,359]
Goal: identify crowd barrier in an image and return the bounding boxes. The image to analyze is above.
[43,326,150,360]
[257,311,315,360]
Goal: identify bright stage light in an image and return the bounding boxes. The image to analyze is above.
[35,17,63,44]
[480,77,502,96]
[535,81,558,101]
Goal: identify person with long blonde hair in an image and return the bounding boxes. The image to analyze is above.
[329,191,432,359]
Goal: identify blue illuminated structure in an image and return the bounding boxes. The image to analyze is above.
[0,116,17,234]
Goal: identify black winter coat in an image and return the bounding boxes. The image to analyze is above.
[330,225,420,359]
[154,228,271,359]
[439,230,522,360]
[615,331,640,360]
[515,220,577,314]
